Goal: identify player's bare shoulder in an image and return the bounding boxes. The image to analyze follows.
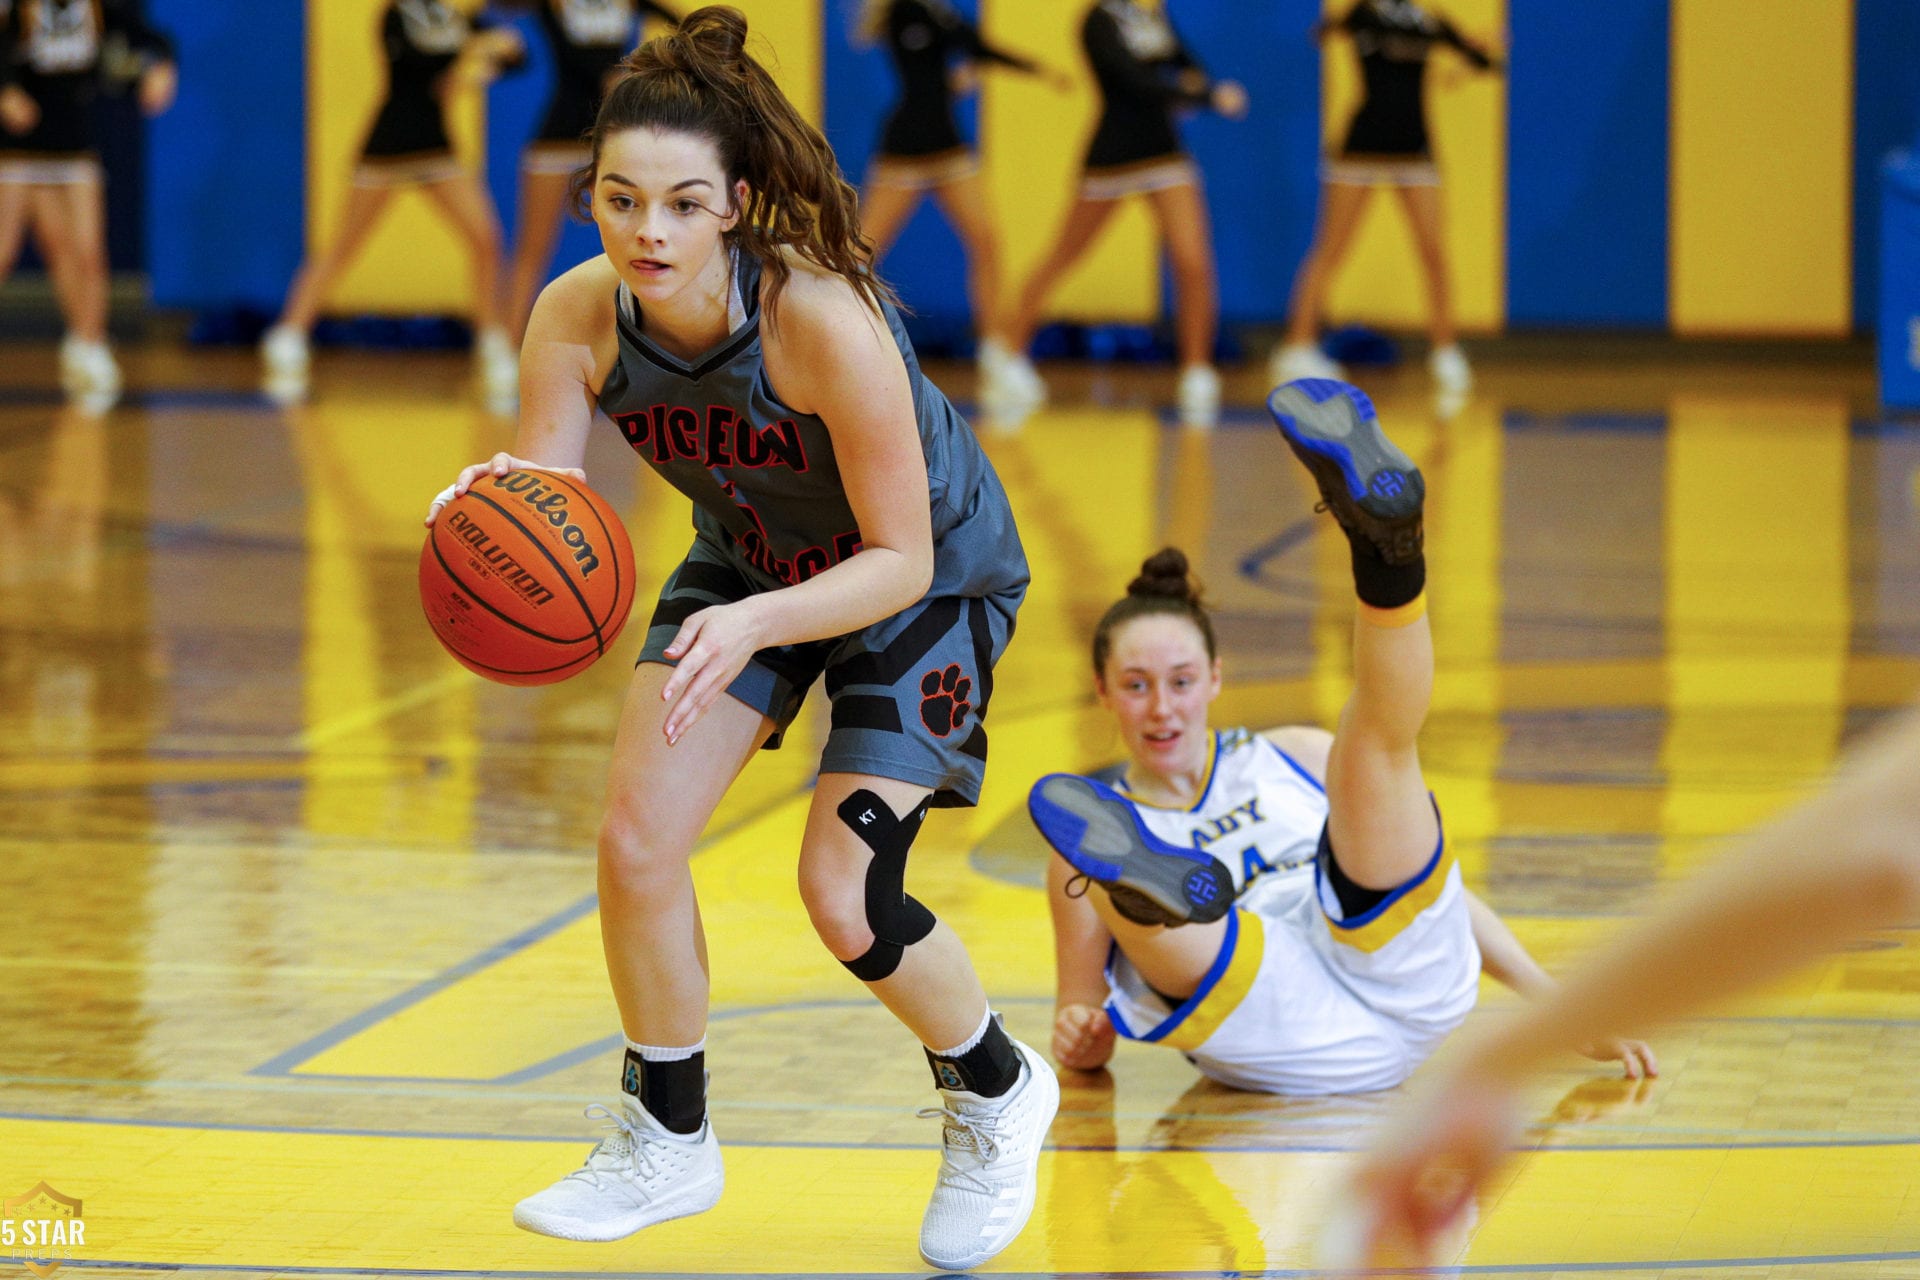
[532,256,622,341]
[766,251,884,335]
[527,257,623,391]
[759,251,896,410]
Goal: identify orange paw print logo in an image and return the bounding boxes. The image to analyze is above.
[919,664,972,737]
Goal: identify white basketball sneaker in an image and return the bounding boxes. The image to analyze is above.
[512,1099,723,1242]
[980,339,1047,423]
[1268,341,1344,389]
[59,336,122,404]
[918,1039,1059,1271]
[260,325,310,403]
[477,326,519,416]
[1429,342,1473,393]
[1176,362,1220,430]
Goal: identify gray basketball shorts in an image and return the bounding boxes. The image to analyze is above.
[637,536,1025,807]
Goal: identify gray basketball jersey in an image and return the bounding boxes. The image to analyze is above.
[597,254,1028,602]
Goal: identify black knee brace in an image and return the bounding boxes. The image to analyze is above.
[836,789,938,982]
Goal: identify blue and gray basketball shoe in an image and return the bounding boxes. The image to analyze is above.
[1028,773,1233,927]
[1266,378,1425,565]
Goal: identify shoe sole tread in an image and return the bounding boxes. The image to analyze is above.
[1029,775,1233,926]
[1266,379,1425,566]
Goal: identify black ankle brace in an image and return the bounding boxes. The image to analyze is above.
[925,1014,1021,1098]
[622,1047,707,1135]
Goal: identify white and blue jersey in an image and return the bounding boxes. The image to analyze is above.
[1100,727,1480,1095]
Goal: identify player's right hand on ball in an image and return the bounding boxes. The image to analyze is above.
[423,453,587,526]
[1052,1003,1116,1071]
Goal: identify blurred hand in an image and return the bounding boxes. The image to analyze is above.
[0,85,40,135]
[1211,80,1249,119]
[137,62,178,116]
[659,599,768,745]
[1326,1066,1523,1268]
[482,27,526,67]
[1052,1003,1116,1071]
[1046,67,1075,94]
[451,29,524,89]
[1581,1035,1659,1080]
[423,453,586,526]
[948,63,979,99]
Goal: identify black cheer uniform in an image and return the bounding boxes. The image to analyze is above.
[360,0,514,178]
[0,0,174,174]
[871,0,1036,175]
[1327,0,1495,180]
[1079,0,1213,196]
[530,0,675,157]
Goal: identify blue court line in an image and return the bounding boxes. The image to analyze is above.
[1236,518,1321,600]
[7,1106,1920,1156]
[248,786,837,1084]
[2,779,310,801]
[0,388,278,410]
[40,1247,1920,1277]
[1503,409,1919,439]
[248,893,603,1078]
[260,997,1054,1088]
[1503,410,1668,435]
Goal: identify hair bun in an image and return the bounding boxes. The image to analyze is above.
[679,5,749,64]
[1126,546,1199,604]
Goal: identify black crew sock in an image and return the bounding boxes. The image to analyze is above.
[622,1046,707,1135]
[926,1013,1022,1098]
[1348,533,1426,609]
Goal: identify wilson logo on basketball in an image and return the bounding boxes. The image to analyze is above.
[489,472,604,577]
[444,509,556,608]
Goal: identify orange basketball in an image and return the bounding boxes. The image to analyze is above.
[419,470,637,686]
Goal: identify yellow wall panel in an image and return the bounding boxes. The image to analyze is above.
[311,0,490,315]
[1320,0,1505,333]
[983,1,1159,324]
[1670,0,1851,335]
[731,0,821,122]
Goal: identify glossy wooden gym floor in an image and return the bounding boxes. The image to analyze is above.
[1,343,1916,1278]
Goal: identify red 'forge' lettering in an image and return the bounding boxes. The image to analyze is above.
[614,405,809,473]
[721,486,859,585]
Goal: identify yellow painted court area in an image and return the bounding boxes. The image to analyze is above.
[6,1116,1919,1273]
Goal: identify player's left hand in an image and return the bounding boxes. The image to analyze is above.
[1052,1003,1116,1071]
[660,600,767,745]
[137,62,178,116]
[1580,1036,1659,1080]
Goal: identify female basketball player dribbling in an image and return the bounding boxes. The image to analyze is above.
[422,9,1053,1269]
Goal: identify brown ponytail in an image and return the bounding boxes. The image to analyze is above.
[571,5,891,317]
[1090,547,1219,678]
